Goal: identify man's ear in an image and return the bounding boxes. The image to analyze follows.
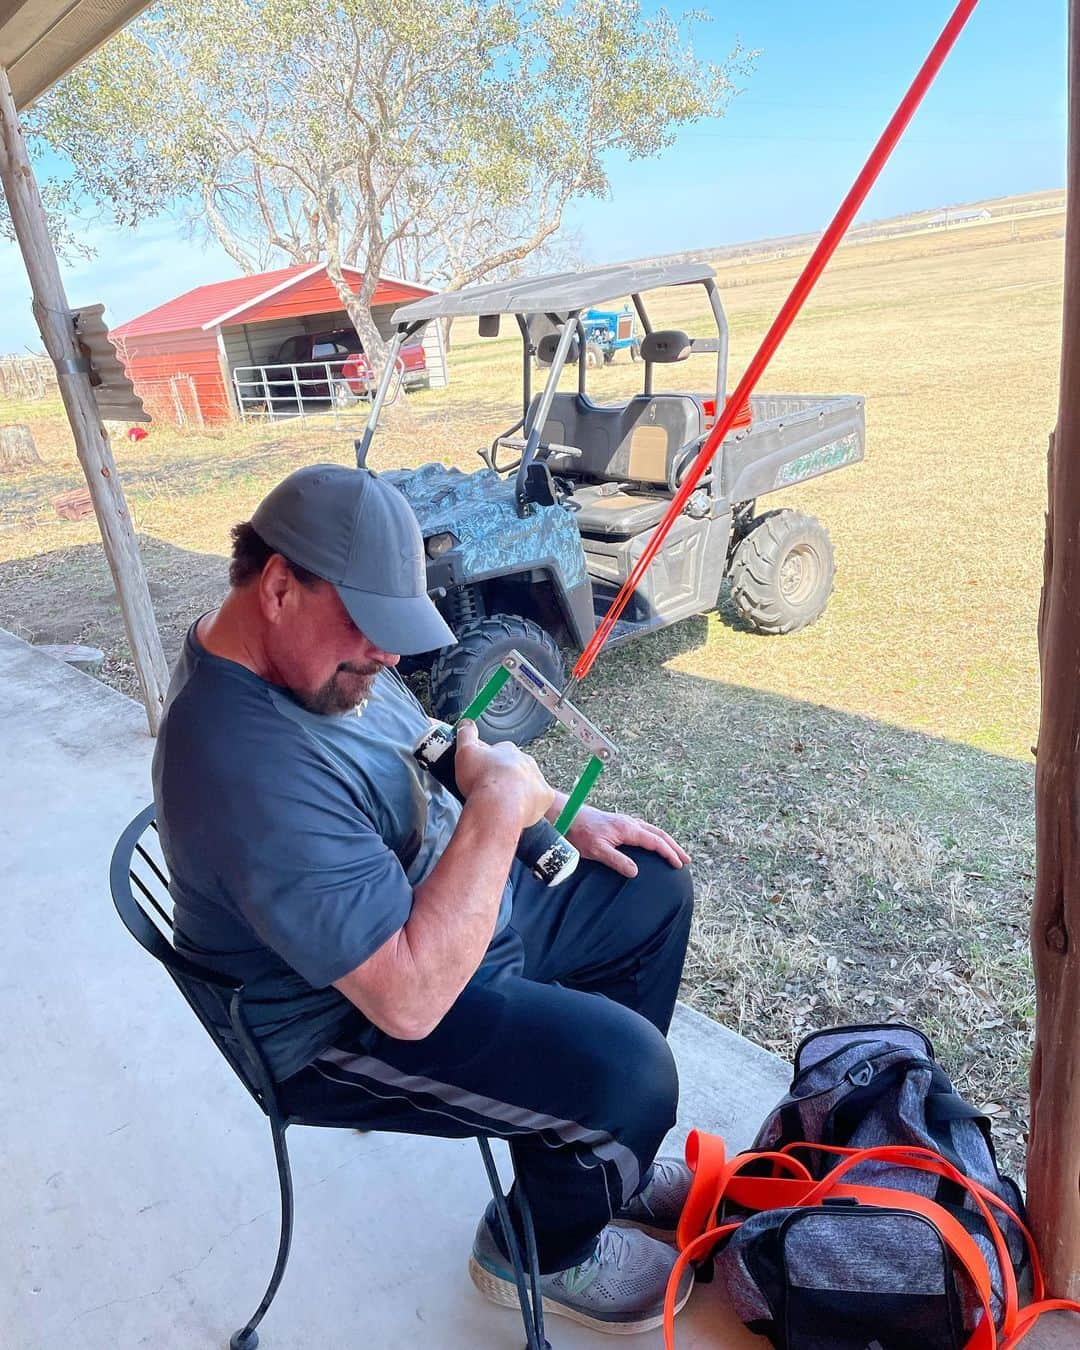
[257,554,293,623]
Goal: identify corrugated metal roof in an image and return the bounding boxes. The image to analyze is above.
[1,0,154,110]
[113,263,435,339]
[113,263,320,338]
[72,302,150,422]
[393,261,716,322]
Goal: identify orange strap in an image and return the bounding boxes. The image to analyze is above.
[780,1141,1043,1298]
[666,1132,1031,1350]
[1000,1299,1080,1348]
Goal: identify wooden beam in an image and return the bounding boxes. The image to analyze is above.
[0,63,168,734]
[1028,0,1080,1300]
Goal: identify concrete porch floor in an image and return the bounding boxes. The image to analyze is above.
[4,630,1077,1350]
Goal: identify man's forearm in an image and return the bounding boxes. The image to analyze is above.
[335,792,519,1040]
[378,790,520,1037]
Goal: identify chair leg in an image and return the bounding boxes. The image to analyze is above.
[230,1117,295,1350]
[476,1136,551,1350]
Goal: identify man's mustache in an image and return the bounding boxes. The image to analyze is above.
[337,661,381,677]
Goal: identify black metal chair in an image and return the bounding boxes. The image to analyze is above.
[110,804,550,1350]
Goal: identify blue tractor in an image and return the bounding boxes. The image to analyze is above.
[581,305,641,366]
[535,305,640,368]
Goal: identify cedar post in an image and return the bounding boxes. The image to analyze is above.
[1028,0,1080,1299]
[0,64,168,734]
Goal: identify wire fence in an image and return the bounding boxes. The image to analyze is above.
[134,375,205,430]
[0,355,55,402]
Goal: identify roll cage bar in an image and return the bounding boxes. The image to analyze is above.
[357,272,729,515]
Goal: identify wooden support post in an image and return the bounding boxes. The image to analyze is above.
[1028,0,1080,1300]
[0,64,168,734]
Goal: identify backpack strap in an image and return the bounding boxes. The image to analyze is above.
[668,1133,1013,1350]
[781,1142,1039,1298]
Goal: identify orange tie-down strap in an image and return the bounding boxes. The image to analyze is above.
[664,1131,1080,1350]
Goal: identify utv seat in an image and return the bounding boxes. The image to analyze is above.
[526,390,705,540]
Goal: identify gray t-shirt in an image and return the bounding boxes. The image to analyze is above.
[151,625,512,1080]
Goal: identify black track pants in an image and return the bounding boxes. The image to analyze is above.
[277,846,694,1271]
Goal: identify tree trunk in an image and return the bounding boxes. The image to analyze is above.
[0,423,41,470]
[1027,0,1080,1299]
[325,253,388,371]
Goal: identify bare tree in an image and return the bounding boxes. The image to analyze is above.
[30,0,752,369]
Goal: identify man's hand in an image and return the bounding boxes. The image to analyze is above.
[564,803,691,879]
[454,719,554,829]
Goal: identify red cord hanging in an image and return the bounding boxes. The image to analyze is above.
[573,0,983,683]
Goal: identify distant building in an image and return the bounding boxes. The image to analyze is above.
[113,263,443,425]
[923,207,993,230]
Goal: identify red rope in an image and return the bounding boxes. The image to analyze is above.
[573,0,983,682]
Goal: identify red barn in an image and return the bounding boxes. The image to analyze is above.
[112,263,441,425]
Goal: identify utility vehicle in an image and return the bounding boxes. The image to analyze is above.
[355,261,865,744]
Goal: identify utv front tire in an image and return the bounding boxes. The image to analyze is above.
[728,510,835,634]
[430,616,565,746]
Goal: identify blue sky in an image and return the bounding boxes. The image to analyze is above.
[0,0,1066,354]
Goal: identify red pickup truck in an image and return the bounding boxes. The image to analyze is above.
[267,328,429,402]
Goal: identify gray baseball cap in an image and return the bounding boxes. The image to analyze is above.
[250,464,456,655]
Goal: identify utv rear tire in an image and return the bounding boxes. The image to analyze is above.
[728,510,835,634]
[430,616,565,747]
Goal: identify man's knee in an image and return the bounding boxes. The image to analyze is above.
[587,1003,678,1139]
[623,848,694,933]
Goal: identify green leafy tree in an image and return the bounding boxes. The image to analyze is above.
[29,0,752,365]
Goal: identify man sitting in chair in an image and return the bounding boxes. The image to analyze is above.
[153,463,696,1335]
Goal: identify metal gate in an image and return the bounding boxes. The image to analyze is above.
[231,358,405,423]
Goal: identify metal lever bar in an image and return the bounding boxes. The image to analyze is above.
[497,435,582,460]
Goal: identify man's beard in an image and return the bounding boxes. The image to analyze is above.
[293,661,381,715]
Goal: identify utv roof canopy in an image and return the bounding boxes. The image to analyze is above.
[391,261,717,323]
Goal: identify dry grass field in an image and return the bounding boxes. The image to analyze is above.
[0,197,1065,1166]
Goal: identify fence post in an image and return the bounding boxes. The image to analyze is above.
[1028,0,1080,1298]
[0,63,169,735]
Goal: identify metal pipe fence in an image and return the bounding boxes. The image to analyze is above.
[231,357,405,424]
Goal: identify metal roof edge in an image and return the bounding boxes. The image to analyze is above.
[390,260,716,323]
[201,261,326,330]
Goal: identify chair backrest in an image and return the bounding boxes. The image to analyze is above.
[528,391,705,487]
[109,804,278,1113]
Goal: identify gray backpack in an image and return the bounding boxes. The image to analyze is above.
[665,1024,1078,1350]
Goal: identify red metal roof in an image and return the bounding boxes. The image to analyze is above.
[113,263,434,338]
